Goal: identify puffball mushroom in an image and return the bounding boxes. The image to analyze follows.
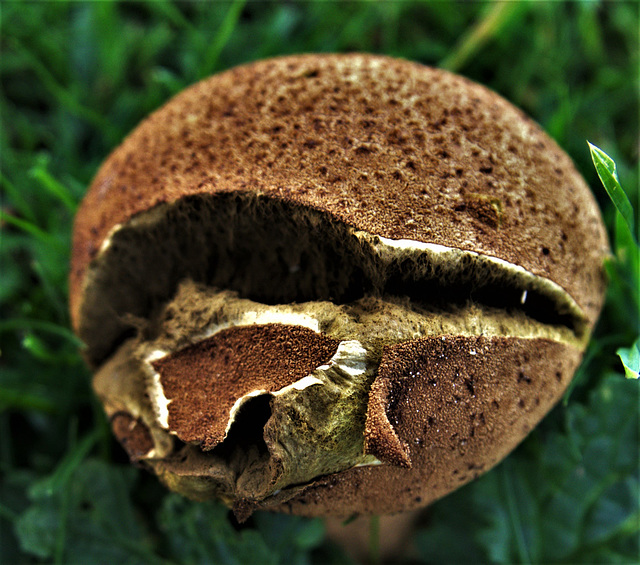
[70,54,609,520]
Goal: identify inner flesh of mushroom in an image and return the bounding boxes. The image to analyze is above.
[87,193,588,509]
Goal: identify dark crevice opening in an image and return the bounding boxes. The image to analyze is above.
[212,395,272,468]
[383,266,578,332]
[82,192,584,366]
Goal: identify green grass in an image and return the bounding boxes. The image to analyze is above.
[1,1,638,563]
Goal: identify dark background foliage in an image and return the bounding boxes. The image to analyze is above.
[1,1,638,563]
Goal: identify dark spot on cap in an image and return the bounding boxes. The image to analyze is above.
[517,371,532,384]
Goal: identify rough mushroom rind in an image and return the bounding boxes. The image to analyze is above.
[274,336,582,518]
[73,53,608,519]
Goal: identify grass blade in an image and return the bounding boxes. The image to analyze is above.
[502,462,531,563]
[369,515,381,565]
[617,338,640,379]
[440,2,526,72]
[8,37,119,143]
[0,211,67,252]
[29,428,100,499]
[1,173,37,223]
[588,142,637,245]
[198,0,247,78]
[29,156,78,213]
[0,388,58,413]
[0,319,83,347]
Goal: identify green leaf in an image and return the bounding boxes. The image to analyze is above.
[414,499,488,564]
[16,459,162,565]
[158,495,278,565]
[254,510,325,557]
[617,338,640,379]
[588,142,638,245]
[15,499,58,559]
[158,495,326,565]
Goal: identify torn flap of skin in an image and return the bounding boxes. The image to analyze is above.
[149,323,341,449]
[141,322,385,506]
[365,366,413,468]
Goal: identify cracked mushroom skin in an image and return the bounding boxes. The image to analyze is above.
[71,54,609,520]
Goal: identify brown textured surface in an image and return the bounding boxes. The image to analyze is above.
[70,53,608,333]
[151,324,339,449]
[273,336,582,518]
[111,412,154,461]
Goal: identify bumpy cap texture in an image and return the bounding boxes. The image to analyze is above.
[71,54,609,519]
[71,53,607,333]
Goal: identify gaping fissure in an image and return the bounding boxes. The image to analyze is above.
[81,192,587,367]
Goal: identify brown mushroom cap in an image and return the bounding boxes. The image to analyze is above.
[72,54,609,519]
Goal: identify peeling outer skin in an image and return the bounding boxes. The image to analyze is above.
[75,197,594,369]
[104,312,382,510]
[147,324,341,449]
[360,233,586,330]
[270,336,583,518]
[92,339,173,462]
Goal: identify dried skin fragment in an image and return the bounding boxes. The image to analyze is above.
[149,324,340,449]
[110,412,154,461]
